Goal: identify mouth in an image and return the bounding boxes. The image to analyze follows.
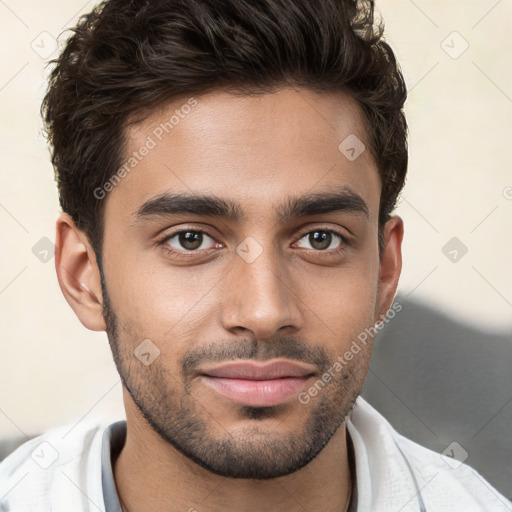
[198,360,316,407]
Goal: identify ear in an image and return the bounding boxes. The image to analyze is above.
[376,215,404,319]
[55,213,106,331]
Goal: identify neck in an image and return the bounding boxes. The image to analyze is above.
[114,409,353,512]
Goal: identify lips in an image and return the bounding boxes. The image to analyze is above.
[200,360,316,380]
[198,360,316,407]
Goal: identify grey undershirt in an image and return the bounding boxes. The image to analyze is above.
[101,420,125,512]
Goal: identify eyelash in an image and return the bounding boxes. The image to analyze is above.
[157,226,351,259]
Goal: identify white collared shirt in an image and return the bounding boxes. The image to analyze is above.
[1,396,510,511]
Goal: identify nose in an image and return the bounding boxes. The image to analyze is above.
[220,240,304,340]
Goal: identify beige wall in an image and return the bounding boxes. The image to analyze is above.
[1,0,511,437]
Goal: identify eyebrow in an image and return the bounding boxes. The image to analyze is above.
[133,186,369,224]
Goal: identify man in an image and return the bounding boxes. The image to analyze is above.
[0,0,510,510]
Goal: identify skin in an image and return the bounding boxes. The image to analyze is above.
[55,87,403,512]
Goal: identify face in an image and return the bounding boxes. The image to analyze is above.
[80,87,402,479]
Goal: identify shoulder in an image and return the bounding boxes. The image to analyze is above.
[0,421,107,512]
[395,431,511,511]
[348,397,512,512]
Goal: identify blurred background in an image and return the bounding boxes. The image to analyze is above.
[1,0,511,499]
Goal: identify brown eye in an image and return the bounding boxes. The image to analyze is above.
[296,230,345,251]
[164,230,216,252]
[179,231,203,250]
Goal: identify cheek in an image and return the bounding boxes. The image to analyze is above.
[104,250,222,346]
[302,255,380,317]
[313,284,378,357]
[295,260,380,364]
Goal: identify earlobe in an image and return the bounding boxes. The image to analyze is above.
[55,213,107,331]
[377,215,404,318]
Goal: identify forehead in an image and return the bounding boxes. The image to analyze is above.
[105,87,381,224]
